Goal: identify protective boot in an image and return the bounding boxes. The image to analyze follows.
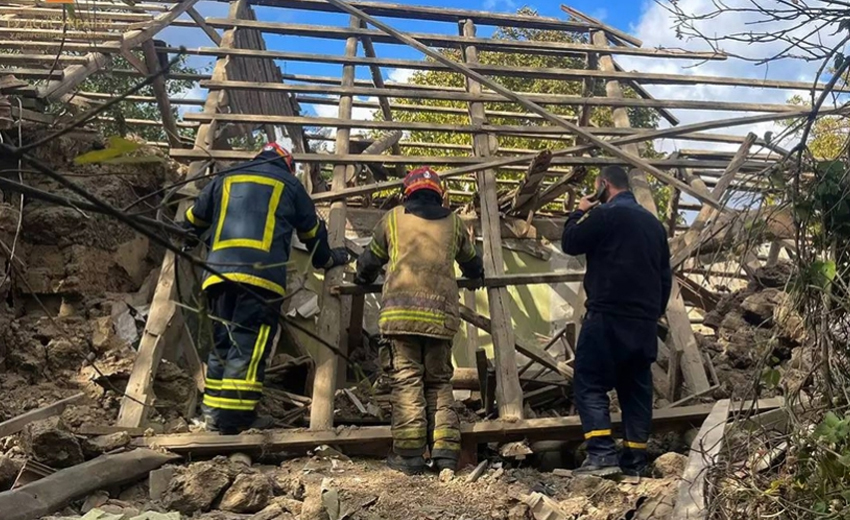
[572,458,622,479]
[387,454,426,476]
[220,415,276,435]
[432,456,458,472]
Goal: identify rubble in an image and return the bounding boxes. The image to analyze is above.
[652,452,688,478]
[161,461,233,514]
[219,474,274,514]
[22,416,84,468]
[0,454,21,490]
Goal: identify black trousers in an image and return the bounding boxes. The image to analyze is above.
[573,311,657,470]
[202,284,279,433]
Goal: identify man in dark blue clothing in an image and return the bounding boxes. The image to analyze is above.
[562,165,672,478]
[185,143,349,434]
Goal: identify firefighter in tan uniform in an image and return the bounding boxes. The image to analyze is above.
[355,167,484,475]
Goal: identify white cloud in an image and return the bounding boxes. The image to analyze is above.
[387,68,415,84]
[623,0,844,153]
[482,0,516,12]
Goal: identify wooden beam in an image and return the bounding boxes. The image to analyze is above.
[176,106,835,205]
[592,29,711,394]
[116,254,178,427]
[142,40,181,148]
[461,19,523,420]
[560,4,642,47]
[202,19,723,60]
[672,400,731,519]
[38,0,200,100]
[359,21,406,178]
[309,16,359,431]
[0,450,179,520]
[0,393,86,439]
[232,0,599,31]
[670,133,759,268]
[204,4,745,211]
[460,304,573,380]
[133,399,780,454]
[333,271,584,295]
[187,5,222,45]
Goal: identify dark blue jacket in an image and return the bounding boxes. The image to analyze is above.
[186,151,333,296]
[561,191,672,321]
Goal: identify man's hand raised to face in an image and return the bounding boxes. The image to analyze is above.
[578,195,600,213]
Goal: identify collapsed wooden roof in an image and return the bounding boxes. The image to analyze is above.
[0,0,801,432]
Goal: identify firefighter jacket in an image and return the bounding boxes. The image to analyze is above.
[561,191,672,321]
[356,195,484,339]
[185,152,334,297]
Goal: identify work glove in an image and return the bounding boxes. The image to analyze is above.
[467,270,485,291]
[353,273,372,286]
[324,247,350,269]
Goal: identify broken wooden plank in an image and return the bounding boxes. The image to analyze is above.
[332,271,584,295]
[459,305,573,380]
[135,400,781,455]
[0,449,178,520]
[0,393,86,439]
[672,399,731,520]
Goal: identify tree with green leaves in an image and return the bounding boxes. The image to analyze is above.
[377,7,669,216]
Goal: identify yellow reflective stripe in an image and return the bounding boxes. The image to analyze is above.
[388,208,399,269]
[203,394,258,411]
[395,439,427,449]
[433,428,461,441]
[379,310,445,325]
[449,214,461,262]
[246,324,271,383]
[185,205,208,227]
[393,428,427,439]
[202,273,286,296]
[298,221,320,240]
[584,429,612,440]
[370,239,388,260]
[213,175,285,253]
[624,441,648,449]
[433,441,461,451]
[205,379,263,392]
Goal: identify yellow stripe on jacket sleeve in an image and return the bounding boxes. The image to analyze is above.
[185,205,209,227]
[298,221,321,240]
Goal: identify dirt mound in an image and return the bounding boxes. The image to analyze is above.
[700,262,810,400]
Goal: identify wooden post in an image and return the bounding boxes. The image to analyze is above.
[309,16,359,431]
[591,30,711,394]
[142,40,181,148]
[460,19,523,420]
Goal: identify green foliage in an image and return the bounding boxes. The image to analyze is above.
[71,53,201,144]
[374,7,666,215]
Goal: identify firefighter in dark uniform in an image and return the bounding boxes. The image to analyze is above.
[354,167,484,475]
[185,143,349,435]
[561,165,672,478]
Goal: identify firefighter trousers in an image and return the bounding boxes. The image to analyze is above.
[384,335,460,461]
[202,284,279,434]
[573,311,657,471]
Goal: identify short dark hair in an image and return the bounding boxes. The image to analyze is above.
[599,165,631,190]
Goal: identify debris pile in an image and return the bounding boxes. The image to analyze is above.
[697,262,811,400]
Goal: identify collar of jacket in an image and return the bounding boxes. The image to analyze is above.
[605,191,637,207]
[403,192,451,220]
